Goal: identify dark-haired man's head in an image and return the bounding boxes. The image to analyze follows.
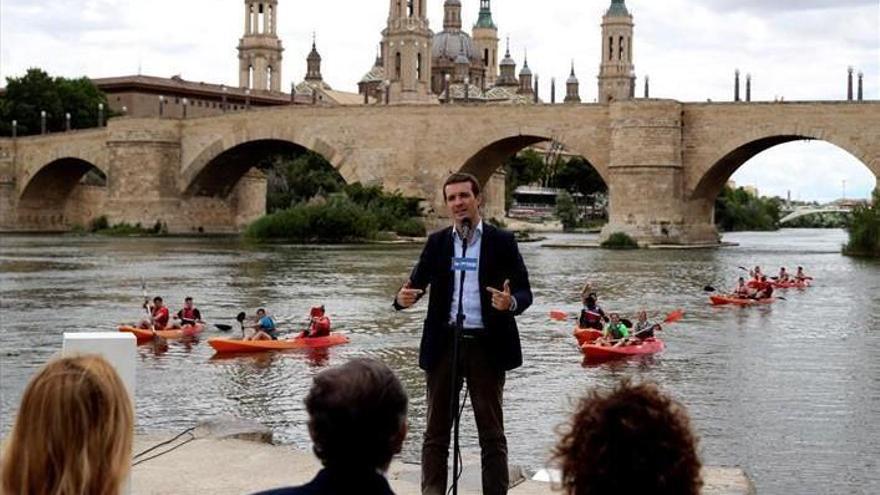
[554,380,702,495]
[306,358,408,471]
[152,296,163,307]
[443,173,482,229]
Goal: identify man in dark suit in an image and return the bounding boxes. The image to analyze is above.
[253,359,407,495]
[395,172,533,495]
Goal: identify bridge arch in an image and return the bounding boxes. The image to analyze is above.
[455,132,609,221]
[690,130,878,202]
[18,157,108,229]
[182,136,349,197]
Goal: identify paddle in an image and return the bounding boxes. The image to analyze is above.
[549,310,569,321]
[236,311,247,339]
[214,323,233,331]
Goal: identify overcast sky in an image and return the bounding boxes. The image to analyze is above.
[1,0,877,201]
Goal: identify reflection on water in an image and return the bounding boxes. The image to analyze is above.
[1,229,878,494]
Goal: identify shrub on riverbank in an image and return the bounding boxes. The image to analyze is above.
[601,232,639,250]
[71,216,167,236]
[714,186,781,232]
[246,191,425,242]
[843,189,880,258]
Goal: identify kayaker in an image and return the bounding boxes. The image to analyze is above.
[139,296,170,330]
[301,306,331,338]
[248,308,278,341]
[795,266,810,281]
[579,293,608,330]
[732,277,751,298]
[747,266,762,288]
[172,296,203,328]
[632,310,661,341]
[777,267,790,283]
[754,276,774,300]
[601,313,629,347]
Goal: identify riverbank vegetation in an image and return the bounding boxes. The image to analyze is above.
[843,189,880,258]
[0,68,113,136]
[72,216,167,236]
[249,152,425,242]
[601,232,639,250]
[714,185,782,232]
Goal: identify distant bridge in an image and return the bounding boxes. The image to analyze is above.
[779,204,856,224]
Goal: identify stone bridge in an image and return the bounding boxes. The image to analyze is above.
[1,99,877,244]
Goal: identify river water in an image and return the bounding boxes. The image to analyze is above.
[1,229,878,494]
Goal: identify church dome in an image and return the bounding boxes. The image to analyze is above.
[432,31,478,63]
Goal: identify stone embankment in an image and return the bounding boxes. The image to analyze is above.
[131,418,755,495]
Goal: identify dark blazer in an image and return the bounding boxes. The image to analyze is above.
[252,467,395,495]
[394,223,533,371]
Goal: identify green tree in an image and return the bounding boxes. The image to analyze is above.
[555,191,579,231]
[265,150,345,212]
[503,149,546,208]
[714,185,781,232]
[843,188,880,257]
[0,68,112,136]
[549,156,607,196]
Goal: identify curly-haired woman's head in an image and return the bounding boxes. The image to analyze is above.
[553,379,702,495]
[306,358,408,471]
[2,355,134,495]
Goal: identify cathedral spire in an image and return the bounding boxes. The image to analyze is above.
[476,0,496,29]
[306,32,322,82]
[443,0,462,31]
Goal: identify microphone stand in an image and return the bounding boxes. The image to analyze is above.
[449,222,469,495]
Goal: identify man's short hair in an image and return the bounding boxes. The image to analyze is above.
[184,297,193,302]
[554,380,702,495]
[443,172,481,199]
[306,358,407,470]
[153,296,163,303]
[256,308,266,315]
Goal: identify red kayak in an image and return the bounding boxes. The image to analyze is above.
[119,324,205,343]
[772,280,810,289]
[208,333,350,354]
[581,338,665,360]
[709,295,775,306]
[573,327,603,345]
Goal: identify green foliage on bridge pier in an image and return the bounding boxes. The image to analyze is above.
[255,152,425,242]
[0,68,113,136]
[843,189,880,258]
[714,185,782,232]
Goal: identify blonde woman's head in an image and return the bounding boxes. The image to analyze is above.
[2,355,133,495]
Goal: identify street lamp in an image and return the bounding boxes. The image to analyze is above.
[65,112,71,131]
[97,103,104,127]
[159,95,166,117]
[222,85,228,112]
[444,73,451,103]
[464,76,470,103]
[182,98,189,119]
[245,88,251,110]
[384,80,391,105]
[11,120,17,139]
[40,110,47,135]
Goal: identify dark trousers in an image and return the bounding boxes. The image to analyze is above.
[421,335,508,495]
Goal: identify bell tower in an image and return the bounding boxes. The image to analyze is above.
[598,0,635,103]
[472,0,499,87]
[382,0,435,103]
[238,0,284,92]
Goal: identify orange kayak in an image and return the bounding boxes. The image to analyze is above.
[574,327,603,345]
[709,295,775,306]
[582,338,665,360]
[118,324,205,342]
[208,333,350,354]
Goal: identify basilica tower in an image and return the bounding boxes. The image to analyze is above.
[472,0,499,87]
[382,0,434,103]
[597,0,635,103]
[238,0,284,92]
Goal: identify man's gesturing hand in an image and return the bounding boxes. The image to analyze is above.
[486,279,514,311]
[396,280,424,309]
